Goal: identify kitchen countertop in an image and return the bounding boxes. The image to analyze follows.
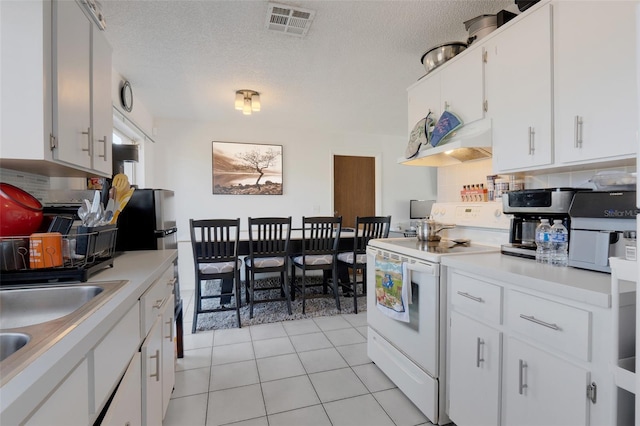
[441,252,636,308]
[0,249,178,422]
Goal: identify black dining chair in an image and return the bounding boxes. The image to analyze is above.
[337,215,391,314]
[290,216,343,314]
[189,218,242,332]
[244,217,293,319]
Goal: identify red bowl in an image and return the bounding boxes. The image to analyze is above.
[0,183,43,237]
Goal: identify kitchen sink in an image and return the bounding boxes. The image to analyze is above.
[0,285,104,329]
[0,332,30,362]
[0,280,128,383]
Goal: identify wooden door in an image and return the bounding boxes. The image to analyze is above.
[333,155,375,228]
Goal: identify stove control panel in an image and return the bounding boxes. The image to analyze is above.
[431,202,511,229]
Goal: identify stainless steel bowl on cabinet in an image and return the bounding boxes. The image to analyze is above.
[420,42,467,74]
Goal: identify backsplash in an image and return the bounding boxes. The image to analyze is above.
[0,168,49,203]
[437,159,637,202]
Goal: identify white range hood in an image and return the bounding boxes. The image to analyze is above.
[399,119,492,167]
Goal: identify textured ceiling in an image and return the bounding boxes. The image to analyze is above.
[101,0,516,137]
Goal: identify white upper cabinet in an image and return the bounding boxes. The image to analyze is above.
[485,3,553,173]
[408,72,441,135]
[0,0,112,177]
[553,1,638,165]
[53,0,92,169]
[440,46,485,125]
[91,26,113,175]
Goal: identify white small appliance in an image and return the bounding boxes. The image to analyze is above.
[366,201,510,424]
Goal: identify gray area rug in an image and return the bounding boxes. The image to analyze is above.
[194,276,367,331]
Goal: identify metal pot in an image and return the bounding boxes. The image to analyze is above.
[464,14,497,45]
[416,219,456,241]
[420,42,467,75]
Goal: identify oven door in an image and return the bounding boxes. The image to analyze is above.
[366,247,439,374]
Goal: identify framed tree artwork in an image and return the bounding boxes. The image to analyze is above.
[212,141,283,195]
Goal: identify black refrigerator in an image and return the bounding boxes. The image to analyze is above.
[115,189,177,251]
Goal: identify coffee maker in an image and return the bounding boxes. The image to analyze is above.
[501,188,578,259]
[568,190,637,273]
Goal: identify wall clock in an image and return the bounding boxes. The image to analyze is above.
[120,80,133,112]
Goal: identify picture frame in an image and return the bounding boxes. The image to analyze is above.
[212,141,283,195]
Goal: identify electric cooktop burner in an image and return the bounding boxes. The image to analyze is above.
[369,237,500,262]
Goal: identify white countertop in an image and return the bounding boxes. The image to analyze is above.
[0,250,178,422]
[441,252,636,308]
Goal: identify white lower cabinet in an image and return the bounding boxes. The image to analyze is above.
[101,353,142,426]
[446,268,619,426]
[448,311,501,426]
[161,295,176,416]
[142,315,164,426]
[504,338,589,426]
[25,358,89,426]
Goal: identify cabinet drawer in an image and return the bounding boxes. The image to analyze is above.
[140,266,174,336]
[450,271,502,325]
[506,290,591,361]
[94,302,141,410]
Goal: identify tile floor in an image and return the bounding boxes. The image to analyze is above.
[163,289,434,426]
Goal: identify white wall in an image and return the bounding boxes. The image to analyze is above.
[150,117,437,290]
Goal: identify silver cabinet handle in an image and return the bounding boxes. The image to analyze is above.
[574,115,583,148]
[153,298,165,309]
[165,317,174,341]
[444,101,450,111]
[81,127,92,156]
[457,291,483,303]
[150,349,160,382]
[476,337,485,368]
[98,136,108,160]
[528,127,535,155]
[519,314,560,331]
[519,359,528,395]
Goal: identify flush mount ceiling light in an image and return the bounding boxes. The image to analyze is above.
[234,90,261,115]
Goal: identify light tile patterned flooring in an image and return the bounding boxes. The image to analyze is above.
[163,289,434,426]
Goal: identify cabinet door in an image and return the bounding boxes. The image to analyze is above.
[161,295,176,418]
[101,353,142,426]
[485,4,553,172]
[440,47,485,125]
[504,338,589,426]
[141,318,163,426]
[25,358,89,426]
[449,311,501,426]
[91,26,113,175]
[554,1,637,165]
[408,72,440,135]
[52,0,91,169]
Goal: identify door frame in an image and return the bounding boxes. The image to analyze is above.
[330,149,382,217]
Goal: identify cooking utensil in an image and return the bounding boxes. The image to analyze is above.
[110,187,135,224]
[421,42,467,75]
[464,14,497,45]
[0,183,44,237]
[416,219,456,241]
[112,173,130,203]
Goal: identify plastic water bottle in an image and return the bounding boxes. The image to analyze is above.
[550,220,569,267]
[535,219,552,264]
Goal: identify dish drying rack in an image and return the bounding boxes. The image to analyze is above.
[0,225,117,284]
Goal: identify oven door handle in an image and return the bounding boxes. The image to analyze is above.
[405,262,438,276]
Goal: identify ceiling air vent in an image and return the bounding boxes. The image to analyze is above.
[265,3,316,37]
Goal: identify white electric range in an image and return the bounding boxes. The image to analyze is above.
[366,202,510,425]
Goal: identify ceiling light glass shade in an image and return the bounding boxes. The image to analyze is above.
[251,94,261,112]
[235,92,244,110]
[243,98,252,115]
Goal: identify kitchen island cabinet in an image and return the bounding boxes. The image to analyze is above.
[0,0,112,178]
[443,253,636,426]
[0,250,178,425]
